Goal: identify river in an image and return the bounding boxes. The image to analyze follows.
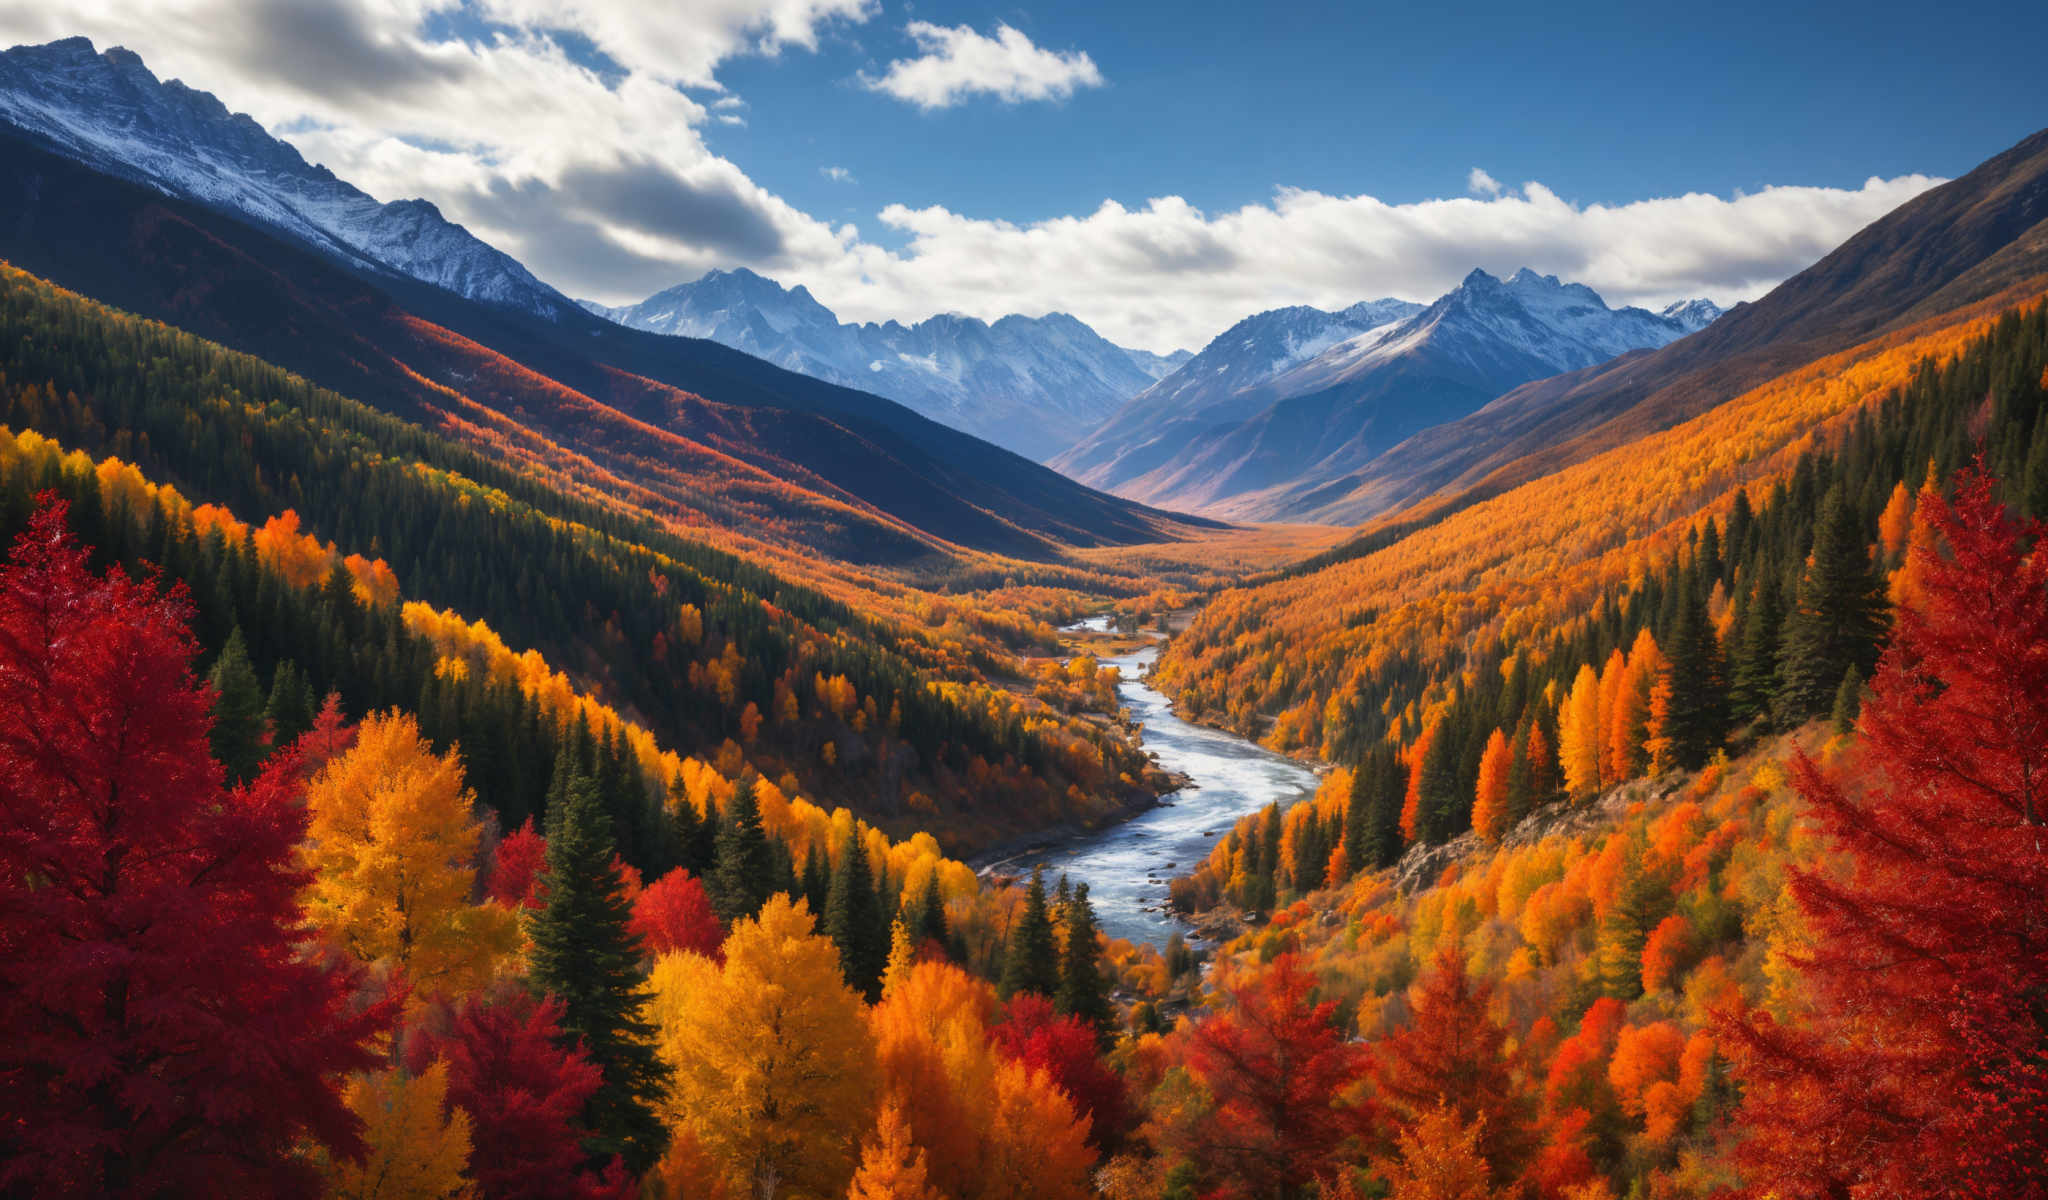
[987,619,1322,949]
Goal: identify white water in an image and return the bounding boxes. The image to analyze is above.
[1002,619,1321,949]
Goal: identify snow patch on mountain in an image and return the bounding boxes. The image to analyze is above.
[593,268,1188,460]
[0,37,575,320]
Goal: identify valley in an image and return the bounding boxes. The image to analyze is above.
[1,20,2044,1200]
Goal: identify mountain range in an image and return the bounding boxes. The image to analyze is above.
[1052,271,1720,519]
[586,271,1189,460]
[0,37,1208,569]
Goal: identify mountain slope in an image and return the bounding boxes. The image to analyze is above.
[590,268,1187,460]
[1305,125,2048,525]
[0,37,576,321]
[1056,273,1709,518]
[1050,299,1424,493]
[0,83,1210,567]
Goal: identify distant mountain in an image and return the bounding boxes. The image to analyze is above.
[0,37,578,321]
[1301,126,2048,527]
[0,41,1211,565]
[1054,271,1715,519]
[588,269,1189,460]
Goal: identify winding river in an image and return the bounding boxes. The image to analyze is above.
[989,620,1322,949]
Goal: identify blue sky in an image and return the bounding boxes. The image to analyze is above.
[717,0,2043,239]
[3,0,2039,350]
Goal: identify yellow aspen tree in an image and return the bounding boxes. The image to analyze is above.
[1471,729,1514,844]
[302,711,520,999]
[1877,478,1913,558]
[1372,1101,1492,1200]
[1607,630,1662,783]
[847,1099,941,1200]
[1595,649,1628,786]
[319,1062,474,1200]
[1558,666,1603,799]
[651,896,878,1200]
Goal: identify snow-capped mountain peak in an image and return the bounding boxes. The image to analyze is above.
[591,269,1189,460]
[0,37,575,320]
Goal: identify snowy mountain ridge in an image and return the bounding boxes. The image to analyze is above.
[589,268,1191,460]
[0,37,576,320]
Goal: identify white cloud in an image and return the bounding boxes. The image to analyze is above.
[1467,167,1502,196]
[0,3,1947,356]
[861,22,1102,109]
[821,165,855,183]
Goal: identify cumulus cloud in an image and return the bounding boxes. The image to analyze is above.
[1467,167,1502,196]
[861,22,1103,109]
[0,2,1946,356]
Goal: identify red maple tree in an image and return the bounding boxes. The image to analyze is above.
[628,867,725,959]
[994,992,1131,1148]
[406,989,631,1200]
[1726,465,2048,1198]
[1175,953,1370,1197]
[0,498,387,1197]
[489,817,550,909]
[1372,950,1539,1191]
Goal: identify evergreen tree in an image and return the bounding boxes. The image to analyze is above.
[707,781,774,923]
[525,773,671,1174]
[824,834,890,1000]
[264,657,317,749]
[1661,587,1729,769]
[1346,745,1405,872]
[1415,719,1465,845]
[904,869,950,952]
[1776,486,1888,723]
[1055,883,1114,1043]
[800,842,831,915]
[1831,665,1865,734]
[1731,575,1785,726]
[998,869,1061,1000]
[206,626,267,784]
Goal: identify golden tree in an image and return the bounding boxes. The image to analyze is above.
[319,1062,474,1200]
[302,711,519,999]
[652,895,878,1199]
[847,1100,940,1200]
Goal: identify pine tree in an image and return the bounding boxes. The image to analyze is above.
[824,833,890,1001]
[1346,744,1405,873]
[206,625,267,784]
[264,657,317,749]
[1730,575,1785,725]
[999,869,1061,1000]
[526,773,671,1174]
[1776,486,1888,723]
[1055,883,1114,1042]
[904,869,950,952]
[708,781,774,924]
[1830,665,1864,734]
[800,842,831,915]
[1661,587,1730,769]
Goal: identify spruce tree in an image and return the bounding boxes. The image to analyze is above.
[206,626,267,785]
[1415,721,1465,845]
[824,833,889,1000]
[708,781,774,923]
[1731,576,1785,726]
[1346,744,1405,872]
[1776,486,1888,723]
[1662,587,1729,769]
[1831,665,1864,734]
[904,869,950,951]
[264,657,317,749]
[526,774,670,1174]
[998,869,1060,1000]
[800,842,831,915]
[1055,883,1114,1043]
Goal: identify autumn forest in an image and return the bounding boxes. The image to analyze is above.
[1,24,2047,1200]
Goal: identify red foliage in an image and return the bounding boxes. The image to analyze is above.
[489,818,549,909]
[1372,951,1539,1188]
[629,869,726,959]
[994,993,1131,1147]
[0,498,388,1197]
[1726,465,2048,1198]
[1177,954,1370,1196]
[406,990,629,1200]
[293,690,358,776]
